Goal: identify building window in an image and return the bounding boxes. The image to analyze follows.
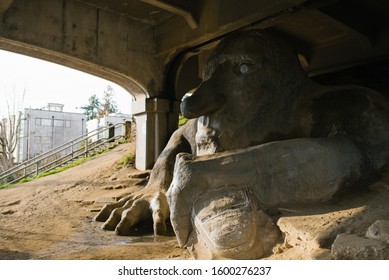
[42,118,52,126]
[35,118,42,126]
[54,120,64,127]
[65,120,71,128]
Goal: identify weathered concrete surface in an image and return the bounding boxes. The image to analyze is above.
[331,234,389,260]
[0,0,157,98]
[274,187,389,259]
[330,218,389,260]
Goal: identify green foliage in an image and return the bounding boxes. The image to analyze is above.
[37,156,91,178]
[119,137,128,144]
[81,94,100,120]
[119,152,135,167]
[0,182,11,189]
[178,115,188,126]
[19,177,32,183]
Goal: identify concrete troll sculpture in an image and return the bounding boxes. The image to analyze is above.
[95,30,389,259]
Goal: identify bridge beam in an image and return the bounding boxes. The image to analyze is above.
[0,0,174,170]
[0,0,161,100]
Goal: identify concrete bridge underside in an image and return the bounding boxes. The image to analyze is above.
[1,0,389,170]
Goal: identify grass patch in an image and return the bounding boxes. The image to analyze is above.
[119,152,135,167]
[37,156,91,178]
[0,183,15,189]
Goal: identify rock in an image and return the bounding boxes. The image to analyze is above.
[272,189,389,259]
[366,220,389,241]
[277,216,322,254]
[331,233,389,259]
[276,208,356,254]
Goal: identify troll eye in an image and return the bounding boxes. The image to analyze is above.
[238,62,256,75]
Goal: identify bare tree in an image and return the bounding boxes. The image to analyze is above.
[97,85,118,118]
[0,89,25,172]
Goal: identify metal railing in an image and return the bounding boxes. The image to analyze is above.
[0,122,129,186]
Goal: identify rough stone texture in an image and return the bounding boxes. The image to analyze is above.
[366,220,389,241]
[186,186,282,259]
[276,209,357,255]
[273,187,389,259]
[331,234,389,260]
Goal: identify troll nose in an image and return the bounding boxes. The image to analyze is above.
[180,82,225,119]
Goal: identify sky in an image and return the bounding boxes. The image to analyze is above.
[0,49,133,117]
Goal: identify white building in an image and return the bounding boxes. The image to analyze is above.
[86,113,132,143]
[16,103,87,162]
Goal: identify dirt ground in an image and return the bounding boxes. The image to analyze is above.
[1,142,388,260]
[0,142,192,260]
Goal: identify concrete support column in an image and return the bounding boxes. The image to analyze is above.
[132,97,177,170]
